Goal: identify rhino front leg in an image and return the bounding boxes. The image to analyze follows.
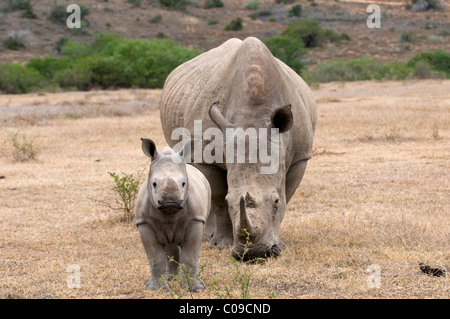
[180,221,205,292]
[191,164,232,248]
[138,223,167,290]
[209,202,234,249]
[285,160,308,204]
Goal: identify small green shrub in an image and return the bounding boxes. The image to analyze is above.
[407,0,446,11]
[264,36,306,74]
[108,171,142,222]
[1,0,32,13]
[224,17,243,31]
[288,4,302,17]
[400,32,414,43]
[244,0,260,10]
[48,4,90,25]
[156,0,194,11]
[5,131,39,162]
[54,37,69,53]
[204,0,224,8]
[3,34,27,50]
[20,6,37,19]
[207,18,219,25]
[149,14,162,24]
[282,19,338,48]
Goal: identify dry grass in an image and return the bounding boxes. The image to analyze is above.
[0,80,449,299]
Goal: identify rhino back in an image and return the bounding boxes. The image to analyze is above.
[160,37,317,164]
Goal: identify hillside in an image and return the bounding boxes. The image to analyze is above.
[1,0,449,68]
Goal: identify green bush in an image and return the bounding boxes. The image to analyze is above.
[26,57,72,80]
[407,50,450,78]
[264,36,306,74]
[48,4,90,25]
[149,14,162,24]
[0,63,41,94]
[311,56,382,82]
[224,17,243,31]
[204,0,224,8]
[20,6,37,19]
[156,0,194,11]
[282,19,338,48]
[1,0,32,12]
[53,65,92,91]
[288,4,302,17]
[245,0,260,10]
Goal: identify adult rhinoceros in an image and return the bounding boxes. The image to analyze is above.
[160,37,317,260]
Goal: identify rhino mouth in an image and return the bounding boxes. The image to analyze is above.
[157,200,184,213]
[231,243,281,262]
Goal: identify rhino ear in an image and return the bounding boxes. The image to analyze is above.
[141,138,158,160]
[271,104,293,133]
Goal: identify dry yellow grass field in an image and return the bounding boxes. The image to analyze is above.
[0,80,448,299]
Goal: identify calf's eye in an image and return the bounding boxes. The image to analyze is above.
[152,182,157,188]
[182,182,186,187]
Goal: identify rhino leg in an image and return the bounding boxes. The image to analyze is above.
[285,160,308,204]
[180,221,205,291]
[191,164,233,248]
[209,202,234,249]
[165,243,181,276]
[138,223,167,290]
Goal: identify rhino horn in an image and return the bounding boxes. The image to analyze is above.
[209,101,234,133]
[239,195,253,232]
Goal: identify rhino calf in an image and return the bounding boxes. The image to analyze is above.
[135,138,211,291]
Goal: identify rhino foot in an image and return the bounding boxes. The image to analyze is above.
[209,234,233,249]
[144,279,161,291]
[192,279,205,292]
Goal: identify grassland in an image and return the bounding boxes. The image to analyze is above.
[0,80,448,298]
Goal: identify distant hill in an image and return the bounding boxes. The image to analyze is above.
[1,0,449,67]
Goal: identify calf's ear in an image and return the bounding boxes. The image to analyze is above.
[271,104,293,133]
[141,138,158,160]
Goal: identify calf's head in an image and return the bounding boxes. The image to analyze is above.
[141,138,188,214]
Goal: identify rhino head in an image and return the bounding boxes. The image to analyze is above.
[141,138,188,215]
[209,101,293,260]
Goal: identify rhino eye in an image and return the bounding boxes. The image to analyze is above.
[274,199,279,204]
[182,182,186,187]
[152,182,157,188]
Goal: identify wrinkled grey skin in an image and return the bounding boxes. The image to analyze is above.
[135,138,211,290]
[160,37,317,260]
